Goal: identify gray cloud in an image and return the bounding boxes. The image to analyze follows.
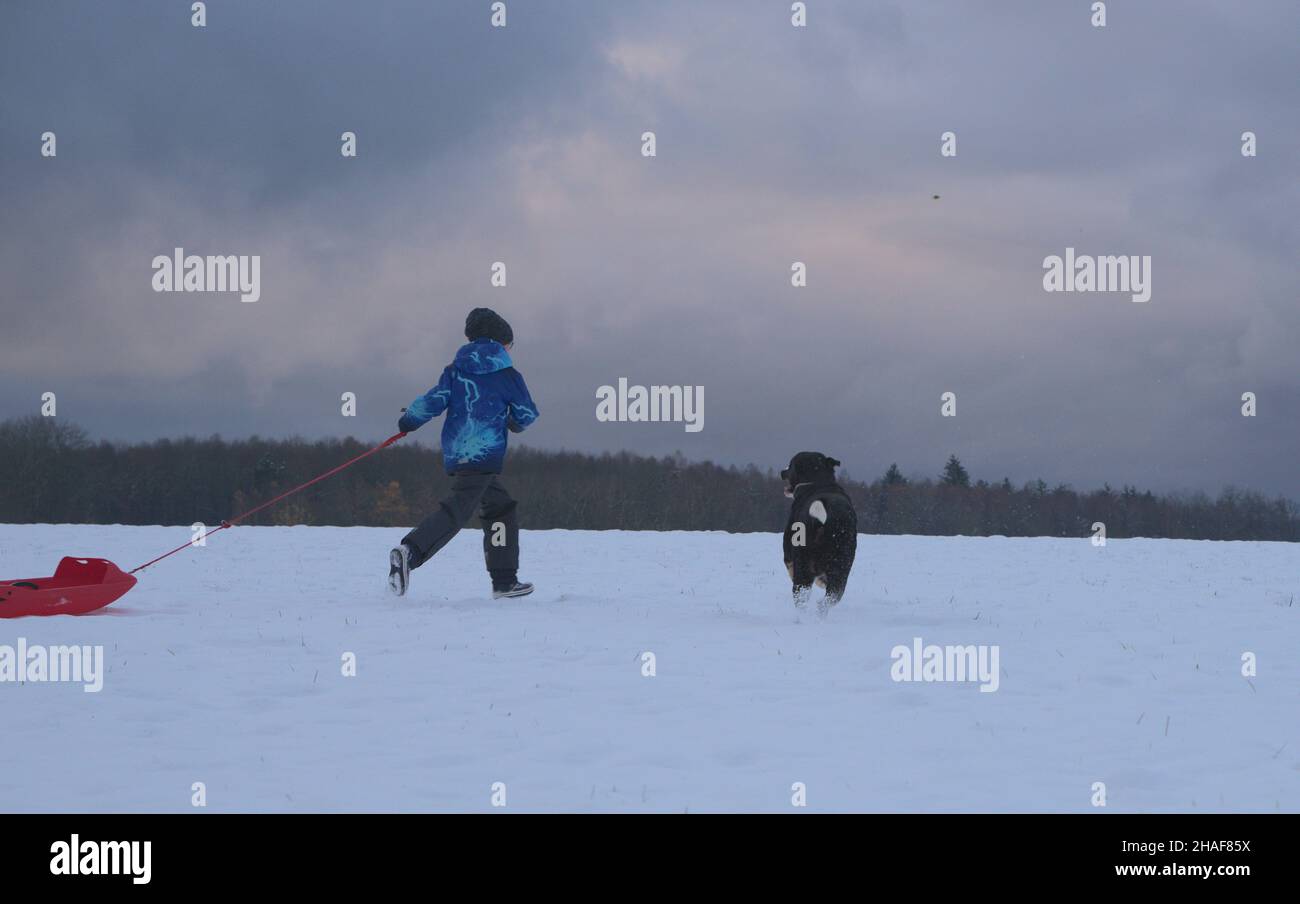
[1,0,1296,496]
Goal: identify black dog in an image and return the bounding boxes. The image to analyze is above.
[781,452,857,614]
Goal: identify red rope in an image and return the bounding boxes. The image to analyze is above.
[130,432,407,575]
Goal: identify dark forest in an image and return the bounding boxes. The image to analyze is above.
[2,417,1295,540]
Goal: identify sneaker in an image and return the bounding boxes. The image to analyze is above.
[492,581,534,599]
[388,545,411,596]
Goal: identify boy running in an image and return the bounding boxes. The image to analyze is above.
[388,308,538,599]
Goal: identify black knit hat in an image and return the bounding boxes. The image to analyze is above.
[464,307,513,345]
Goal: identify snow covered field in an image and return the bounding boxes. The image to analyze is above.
[1,524,1296,813]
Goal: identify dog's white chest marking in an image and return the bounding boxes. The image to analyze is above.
[808,500,828,524]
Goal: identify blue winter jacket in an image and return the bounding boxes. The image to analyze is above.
[399,339,539,474]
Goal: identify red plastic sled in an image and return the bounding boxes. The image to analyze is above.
[0,558,137,618]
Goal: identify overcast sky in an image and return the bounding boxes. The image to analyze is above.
[1,0,1296,496]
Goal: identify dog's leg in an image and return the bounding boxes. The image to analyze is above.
[813,574,832,617]
[792,584,811,609]
[817,574,848,618]
[816,593,837,618]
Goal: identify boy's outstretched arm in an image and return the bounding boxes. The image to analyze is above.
[399,368,452,433]
[506,370,539,432]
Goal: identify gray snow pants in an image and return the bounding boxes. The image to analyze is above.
[401,472,519,586]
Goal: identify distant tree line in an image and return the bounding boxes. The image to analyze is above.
[1,417,1296,541]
